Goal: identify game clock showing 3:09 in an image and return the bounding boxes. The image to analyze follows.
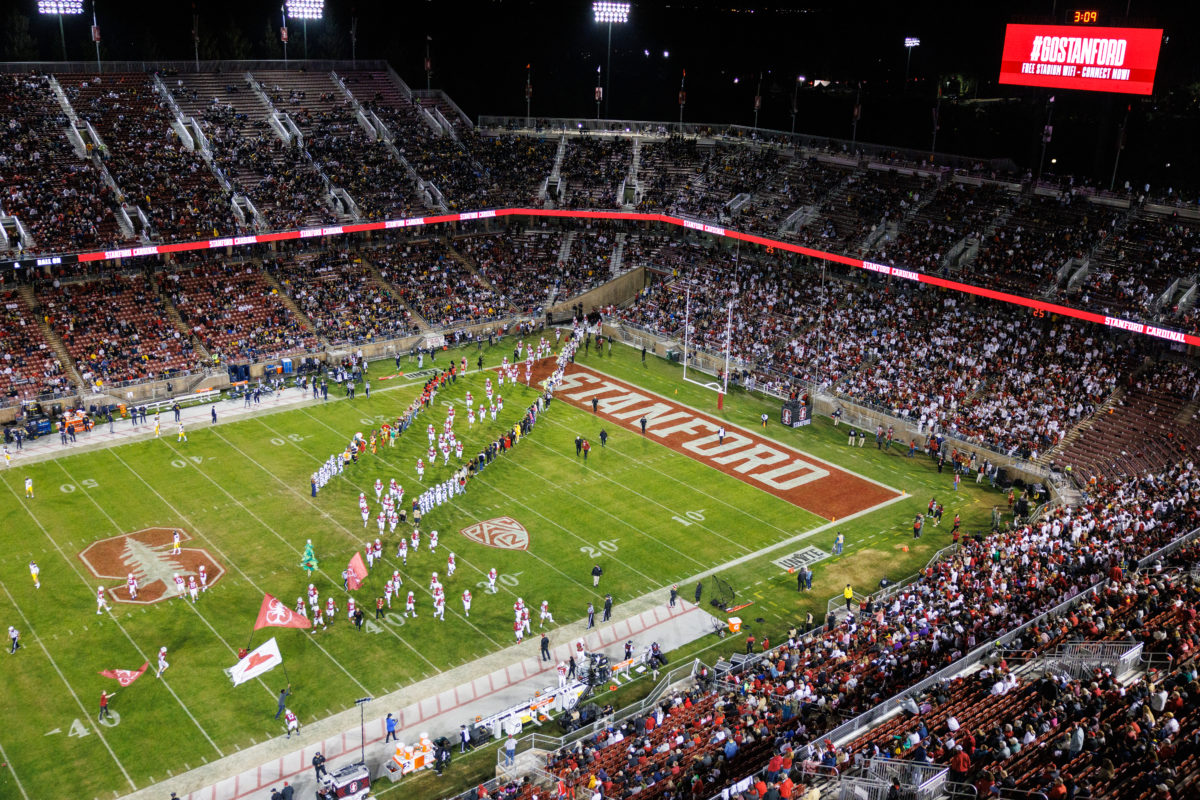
[1071,9,1100,24]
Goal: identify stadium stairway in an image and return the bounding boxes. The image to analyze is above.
[357,254,433,332]
[20,284,86,392]
[443,240,500,295]
[1035,386,1125,471]
[610,233,627,278]
[258,268,325,345]
[151,272,212,362]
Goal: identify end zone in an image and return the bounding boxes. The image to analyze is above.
[550,364,902,520]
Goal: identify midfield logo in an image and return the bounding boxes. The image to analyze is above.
[79,528,224,604]
[460,517,530,550]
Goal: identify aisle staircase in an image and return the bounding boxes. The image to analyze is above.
[151,273,211,360]
[357,255,432,331]
[258,269,326,344]
[19,285,85,392]
[610,233,627,278]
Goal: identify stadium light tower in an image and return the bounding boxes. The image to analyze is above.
[286,0,323,60]
[904,37,920,86]
[38,0,84,63]
[593,1,629,118]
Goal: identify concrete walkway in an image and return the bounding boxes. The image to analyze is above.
[4,382,351,469]
[123,595,718,800]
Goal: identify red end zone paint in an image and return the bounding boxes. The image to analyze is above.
[555,365,900,519]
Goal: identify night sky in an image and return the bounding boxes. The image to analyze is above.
[8,0,1200,185]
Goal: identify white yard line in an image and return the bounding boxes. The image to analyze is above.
[578,361,905,495]
[104,446,401,686]
[0,734,31,800]
[224,420,508,649]
[53,460,280,700]
[0,582,137,792]
[0,475,223,759]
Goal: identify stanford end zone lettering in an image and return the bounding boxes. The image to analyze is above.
[555,366,900,518]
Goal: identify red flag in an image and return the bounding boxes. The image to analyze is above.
[253,593,312,631]
[99,662,148,687]
[347,552,368,591]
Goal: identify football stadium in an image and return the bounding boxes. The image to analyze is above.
[0,3,1197,800]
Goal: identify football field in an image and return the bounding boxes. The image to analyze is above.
[0,338,1001,799]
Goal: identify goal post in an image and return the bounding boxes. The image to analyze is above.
[681,286,732,403]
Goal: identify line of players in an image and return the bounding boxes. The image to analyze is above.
[97,565,211,612]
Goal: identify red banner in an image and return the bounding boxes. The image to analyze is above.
[347,553,368,591]
[999,24,1162,95]
[253,593,311,630]
[99,662,148,687]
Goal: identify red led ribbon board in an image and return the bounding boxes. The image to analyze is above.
[999,23,1162,95]
[31,206,1197,348]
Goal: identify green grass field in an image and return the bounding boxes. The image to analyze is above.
[0,339,1005,799]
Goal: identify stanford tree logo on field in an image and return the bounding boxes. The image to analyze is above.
[79,528,224,604]
[460,517,530,550]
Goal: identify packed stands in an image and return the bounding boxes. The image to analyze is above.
[0,289,74,400]
[59,73,242,241]
[167,74,334,229]
[163,260,317,363]
[1059,359,1200,480]
[622,462,1200,800]
[968,192,1122,296]
[267,251,418,344]
[39,275,195,387]
[363,239,511,328]
[470,132,556,208]
[457,229,563,315]
[560,136,631,209]
[0,74,128,254]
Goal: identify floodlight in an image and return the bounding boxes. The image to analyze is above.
[286,0,324,20]
[904,37,921,47]
[593,2,630,24]
[38,1,84,13]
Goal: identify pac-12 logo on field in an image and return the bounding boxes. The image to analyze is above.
[78,528,224,604]
[460,517,530,550]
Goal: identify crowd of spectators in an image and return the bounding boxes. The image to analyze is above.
[163,261,317,363]
[194,103,333,229]
[535,462,1200,800]
[0,289,74,401]
[871,182,1012,274]
[969,192,1121,296]
[1076,212,1200,322]
[560,136,632,209]
[459,229,562,315]
[267,252,418,344]
[0,74,128,254]
[39,274,196,387]
[59,73,242,241]
[364,239,512,328]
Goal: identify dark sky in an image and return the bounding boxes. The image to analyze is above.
[15,0,1200,184]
